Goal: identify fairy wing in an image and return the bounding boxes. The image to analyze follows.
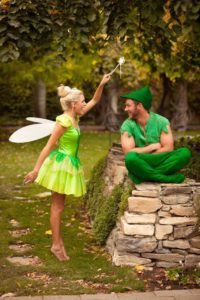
[26,117,55,124]
[9,123,55,143]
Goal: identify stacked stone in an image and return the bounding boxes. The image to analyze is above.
[107,182,200,268]
[104,143,128,193]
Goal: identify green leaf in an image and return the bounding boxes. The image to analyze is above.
[192,5,200,13]
[0,16,6,21]
[0,48,8,57]
[0,25,7,33]
[190,14,199,20]
[42,18,52,25]
[78,19,87,25]
[7,33,19,40]
[1,55,10,62]
[182,26,192,35]
[172,25,182,34]
[0,37,7,46]
[11,49,20,59]
[8,20,21,28]
[88,13,96,22]
[55,20,64,26]
[80,34,88,43]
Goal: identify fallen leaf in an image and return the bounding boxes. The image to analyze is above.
[135,265,145,273]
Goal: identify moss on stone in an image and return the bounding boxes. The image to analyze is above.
[85,157,131,245]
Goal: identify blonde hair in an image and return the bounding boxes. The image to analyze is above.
[57,84,83,111]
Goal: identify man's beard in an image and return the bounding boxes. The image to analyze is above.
[130,110,139,120]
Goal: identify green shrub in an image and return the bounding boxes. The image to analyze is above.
[85,157,131,245]
[174,135,200,181]
[93,184,129,245]
[84,156,107,220]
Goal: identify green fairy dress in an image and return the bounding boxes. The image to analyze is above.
[35,114,86,197]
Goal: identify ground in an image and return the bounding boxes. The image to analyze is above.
[0,130,199,296]
[136,267,200,291]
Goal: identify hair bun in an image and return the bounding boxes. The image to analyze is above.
[57,85,71,97]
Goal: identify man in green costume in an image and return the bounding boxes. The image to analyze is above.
[120,86,191,184]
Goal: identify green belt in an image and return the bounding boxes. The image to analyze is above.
[49,149,80,169]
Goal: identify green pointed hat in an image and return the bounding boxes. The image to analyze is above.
[120,86,152,110]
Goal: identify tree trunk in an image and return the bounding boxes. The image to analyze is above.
[157,73,173,119]
[104,81,120,131]
[171,79,188,131]
[33,79,46,118]
[94,81,121,131]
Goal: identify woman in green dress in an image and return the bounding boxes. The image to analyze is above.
[24,74,111,261]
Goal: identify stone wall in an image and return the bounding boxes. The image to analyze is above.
[105,144,200,268]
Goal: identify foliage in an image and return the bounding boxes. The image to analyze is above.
[174,135,200,181]
[1,1,200,128]
[84,157,107,220]
[0,0,101,61]
[0,49,103,120]
[93,184,130,245]
[100,0,200,80]
[85,157,131,245]
[1,0,200,80]
[118,184,132,216]
[166,268,200,285]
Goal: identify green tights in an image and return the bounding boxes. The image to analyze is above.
[125,147,191,184]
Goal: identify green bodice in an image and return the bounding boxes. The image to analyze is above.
[49,114,81,169]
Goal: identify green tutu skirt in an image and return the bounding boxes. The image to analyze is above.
[35,149,86,197]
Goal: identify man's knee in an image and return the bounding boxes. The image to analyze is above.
[125,152,138,167]
[178,147,192,164]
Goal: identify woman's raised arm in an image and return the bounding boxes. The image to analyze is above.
[81,74,111,115]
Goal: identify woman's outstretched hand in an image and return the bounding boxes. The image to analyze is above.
[99,74,111,86]
[24,170,38,184]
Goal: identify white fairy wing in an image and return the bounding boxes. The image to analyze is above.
[9,123,55,143]
[26,117,55,124]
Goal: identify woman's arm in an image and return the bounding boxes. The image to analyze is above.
[24,123,66,183]
[81,74,111,115]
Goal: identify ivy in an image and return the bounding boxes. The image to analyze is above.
[85,156,132,245]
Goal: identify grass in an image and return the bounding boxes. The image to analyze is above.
[0,131,144,296]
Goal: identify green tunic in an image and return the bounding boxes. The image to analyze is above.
[120,112,191,184]
[35,114,86,197]
[120,112,170,147]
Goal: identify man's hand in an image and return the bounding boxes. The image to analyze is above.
[121,132,162,154]
[149,143,161,153]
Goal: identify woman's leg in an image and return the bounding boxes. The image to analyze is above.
[50,192,69,261]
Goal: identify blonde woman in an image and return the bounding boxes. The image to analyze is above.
[24,74,111,261]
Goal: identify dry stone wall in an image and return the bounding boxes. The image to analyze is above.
[105,144,200,268]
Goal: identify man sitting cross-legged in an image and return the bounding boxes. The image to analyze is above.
[120,86,191,184]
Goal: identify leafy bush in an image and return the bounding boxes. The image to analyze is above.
[174,135,200,181]
[93,184,128,245]
[84,156,107,220]
[85,157,131,245]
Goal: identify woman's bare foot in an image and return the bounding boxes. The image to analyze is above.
[51,246,67,261]
[61,245,70,261]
